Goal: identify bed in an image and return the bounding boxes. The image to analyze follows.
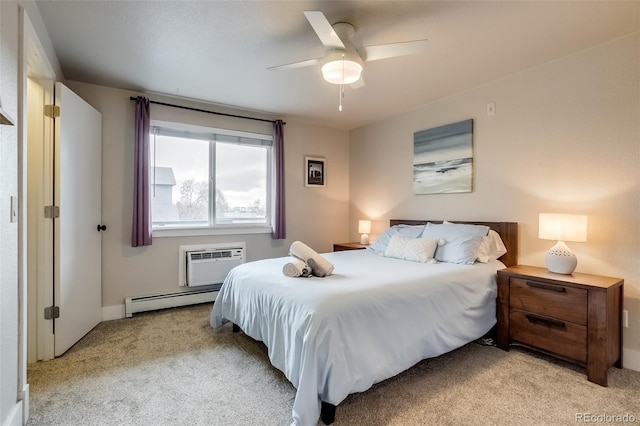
[210,220,518,426]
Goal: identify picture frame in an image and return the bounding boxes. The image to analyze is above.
[305,156,326,187]
[413,119,474,194]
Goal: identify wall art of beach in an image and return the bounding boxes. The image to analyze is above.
[413,119,473,194]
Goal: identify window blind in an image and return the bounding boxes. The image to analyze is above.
[151,126,272,147]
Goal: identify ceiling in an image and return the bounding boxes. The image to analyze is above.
[35,1,638,131]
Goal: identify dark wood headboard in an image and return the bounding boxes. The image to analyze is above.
[389,220,518,267]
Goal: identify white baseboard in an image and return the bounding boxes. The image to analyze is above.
[102,292,216,322]
[623,347,640,372]
[102,304,125,321]
[4,401,23,426]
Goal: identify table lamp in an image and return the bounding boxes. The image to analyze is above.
[358,220,371,245]
[538,213,588,274]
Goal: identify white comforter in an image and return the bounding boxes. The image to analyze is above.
[210,250,503,426]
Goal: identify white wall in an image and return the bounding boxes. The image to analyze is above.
[0,1,21,424]
[0,1,63,423]
[65,82,350,313]
[349,34,640,369]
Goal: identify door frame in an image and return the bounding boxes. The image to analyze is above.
[23,8,56,365]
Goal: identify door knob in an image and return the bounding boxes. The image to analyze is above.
[97,224,107,232]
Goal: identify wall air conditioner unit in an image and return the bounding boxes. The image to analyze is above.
[186,246,245,287]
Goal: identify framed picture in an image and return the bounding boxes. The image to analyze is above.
[413,119,474,194]
[305,156,326,187]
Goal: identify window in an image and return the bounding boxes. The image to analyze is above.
[149,121,272,232]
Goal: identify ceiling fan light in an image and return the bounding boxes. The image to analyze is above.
[322,59,362,85]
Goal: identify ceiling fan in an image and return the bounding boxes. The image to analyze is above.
[269,11,429,110]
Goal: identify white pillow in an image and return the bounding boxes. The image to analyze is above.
[476,230,508,263]
[384,235,441,263]
[421,222,489,264]
[368,224,426,255]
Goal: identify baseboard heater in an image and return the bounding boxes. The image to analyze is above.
[124,286,220,318]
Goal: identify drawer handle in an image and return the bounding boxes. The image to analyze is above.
[525,313,566,329]
[526,281,566,293]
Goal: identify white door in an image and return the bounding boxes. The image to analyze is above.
[53,82,102,356]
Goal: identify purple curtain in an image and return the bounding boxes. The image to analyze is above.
[131,97,152,247]
[272,119,286,239]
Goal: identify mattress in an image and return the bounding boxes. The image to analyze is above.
[210,249,504,425]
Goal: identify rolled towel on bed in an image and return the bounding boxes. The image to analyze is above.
[289,241,335,277]
[282,259,312,278]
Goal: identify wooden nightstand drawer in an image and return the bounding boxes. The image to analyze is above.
[509,277,587,325]
[510,308,587,363]
[497,265,623,386]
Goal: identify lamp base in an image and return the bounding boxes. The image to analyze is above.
[545,240,577,274]
[360,233,369,245]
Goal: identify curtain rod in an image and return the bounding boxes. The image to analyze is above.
[129,97,284,125]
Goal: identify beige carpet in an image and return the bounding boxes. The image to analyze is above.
[27,304,640,425]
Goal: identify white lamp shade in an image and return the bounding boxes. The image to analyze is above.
[358,220,371,234]
[538,213,588,242]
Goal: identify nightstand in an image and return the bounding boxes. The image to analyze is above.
[333,242,368,252]
[496,265,623,386]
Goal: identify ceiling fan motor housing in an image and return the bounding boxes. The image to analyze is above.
[332,22,356,40]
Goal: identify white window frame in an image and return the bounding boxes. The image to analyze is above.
[150,120,273,237]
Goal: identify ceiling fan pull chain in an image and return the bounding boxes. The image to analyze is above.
[338,84,343,111]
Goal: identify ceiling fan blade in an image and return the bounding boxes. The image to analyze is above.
[303,11,345,49]
[267,58,321,71]
[358,39,428,62]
